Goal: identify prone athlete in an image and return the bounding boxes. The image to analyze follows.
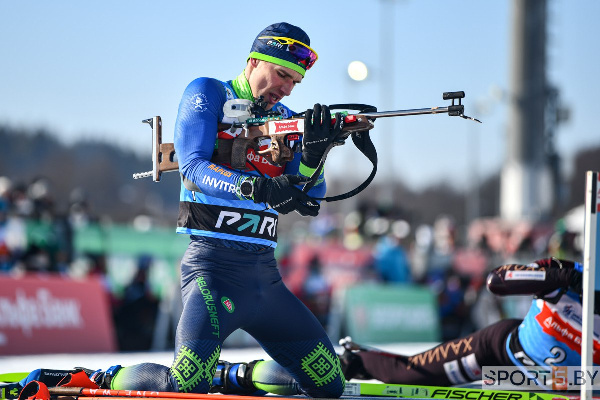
[341,258,592,386]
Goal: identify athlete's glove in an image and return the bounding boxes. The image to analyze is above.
[251,175,320,216]
[487,258,582,300]
[533,258,583,297]
[302,104,344,168]
[339,351,373,381]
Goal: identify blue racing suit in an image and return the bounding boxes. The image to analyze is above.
[110,71,345,398]
[507,289,600,368]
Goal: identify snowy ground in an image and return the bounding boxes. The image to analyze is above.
[0,343,435,376]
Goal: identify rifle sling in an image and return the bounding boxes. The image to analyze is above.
[303,103,378,202]
[304,130,377,202]
[212,104,379,202]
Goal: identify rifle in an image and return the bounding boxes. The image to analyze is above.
[132,91,480,200]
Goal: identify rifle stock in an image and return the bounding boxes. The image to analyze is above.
[132,117,177,182]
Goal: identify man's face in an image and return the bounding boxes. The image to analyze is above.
[247,59,303,109]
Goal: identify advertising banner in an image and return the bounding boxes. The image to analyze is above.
[0,275,116,355]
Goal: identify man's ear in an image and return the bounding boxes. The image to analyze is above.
[249,57,260,68]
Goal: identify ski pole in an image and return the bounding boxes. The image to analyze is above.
[49,387,235,400]
[22,383,261,400]
[339,336,403,358]
[47,387,345,400]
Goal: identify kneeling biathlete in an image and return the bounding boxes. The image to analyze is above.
[1,22,347,400]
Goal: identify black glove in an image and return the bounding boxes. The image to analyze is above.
[534,258,583,296]
[339,350,373,381]
[252,175,320,216]
[487,258,582,298]
[302,104,344,168]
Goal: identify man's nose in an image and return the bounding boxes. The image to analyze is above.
[281,81,294,96]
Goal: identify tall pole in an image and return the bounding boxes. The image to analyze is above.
[581,171,599,400]
[500,0,553,222]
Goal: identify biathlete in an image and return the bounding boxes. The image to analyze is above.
[341,257,596,386]
[1,22,348,399]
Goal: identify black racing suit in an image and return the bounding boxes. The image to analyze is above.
[347,258,589,386]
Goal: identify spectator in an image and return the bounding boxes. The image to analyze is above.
[113,254,159,351]
[372,223,411,284]
[300,255,331,328]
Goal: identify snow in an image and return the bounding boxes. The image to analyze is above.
[0,343,436,376]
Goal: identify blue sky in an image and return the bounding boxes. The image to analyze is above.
[1,1,598,190]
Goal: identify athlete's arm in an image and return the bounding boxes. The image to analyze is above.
[486,258,583,298]
[174,78,250,200]
[283,153,327,200]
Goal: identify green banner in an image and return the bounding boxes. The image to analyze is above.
[343,283,441,343]
[73,224,188,259]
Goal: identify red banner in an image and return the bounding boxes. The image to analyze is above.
[0,275,116,355]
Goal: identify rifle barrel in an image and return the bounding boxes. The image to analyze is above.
[360,106,451,119]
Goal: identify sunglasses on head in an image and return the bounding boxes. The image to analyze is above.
[258,36,318,70]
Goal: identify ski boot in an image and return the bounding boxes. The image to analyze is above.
[1,368,95,400]
[212,359,304,396]
[211,360,265,395]
[0,382,21,400]
[0,365,122,399]
[87,365,122,389]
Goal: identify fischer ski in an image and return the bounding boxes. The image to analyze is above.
[343,382,572,400]
[1,370,587,400]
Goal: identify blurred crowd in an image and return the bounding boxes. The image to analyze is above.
[0,175,585,350]
[0,176,160,351]
[279,202,583,341]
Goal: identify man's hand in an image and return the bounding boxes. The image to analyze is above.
[534,258,583,295]
[302,104,344,168]
[251,175,320,216]
[487,258,583,300]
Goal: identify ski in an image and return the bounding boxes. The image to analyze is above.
[343,381,574,400]
[0,373,27,384]
[1,370,589,400]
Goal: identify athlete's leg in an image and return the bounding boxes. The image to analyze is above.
[244,252,345,398]
[110,240,248,393]
[347,319,522,385]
